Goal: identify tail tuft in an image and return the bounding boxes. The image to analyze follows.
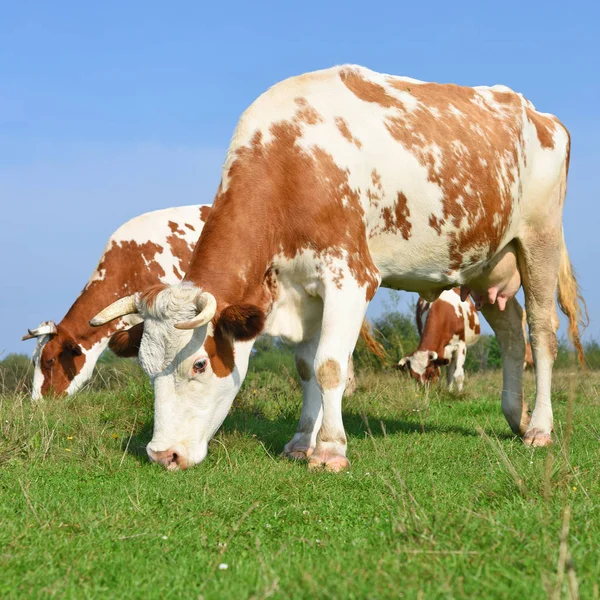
[359,320,387,364]
[557,230,588,368]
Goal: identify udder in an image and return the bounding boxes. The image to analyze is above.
[461,242,521,311]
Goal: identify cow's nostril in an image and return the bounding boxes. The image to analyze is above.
[171,452,178,463]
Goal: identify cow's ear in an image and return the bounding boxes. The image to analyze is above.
[63,338,83,356]
[109,322,144,357]
[395,357,409,371]
[217,305,265,341]
[433,356,450,366]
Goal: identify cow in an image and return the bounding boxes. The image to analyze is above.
[22,204,372,399]
[397,289,480,391]
[91,64,586,472]
[22,205,211,398]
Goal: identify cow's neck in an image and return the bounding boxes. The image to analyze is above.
[417,310,451,357]
[60,286,125,351]
[184,193,277,312]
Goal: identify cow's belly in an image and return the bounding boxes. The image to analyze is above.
[368,223,521,303]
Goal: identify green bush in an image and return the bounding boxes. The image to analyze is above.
[0,353,32,395]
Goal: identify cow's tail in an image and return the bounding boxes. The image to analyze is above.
[359,320,387,364]
[556,228,588,368]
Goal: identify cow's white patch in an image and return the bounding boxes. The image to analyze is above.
[65,339,109,395]
[31,335,51,400]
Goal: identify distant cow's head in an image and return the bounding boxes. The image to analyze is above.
[90,283,265,470]
[395,350,449,385]
[22,321,85,399]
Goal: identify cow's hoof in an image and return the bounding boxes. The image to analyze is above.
[507,403,531,436]
[283,433,315,461]
[523,429,553,447]
[308,453,350,472]
[283,448,312,461]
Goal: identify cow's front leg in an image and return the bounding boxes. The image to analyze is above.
[283,336,323,460]
[451,342,467,392]
[308,276,374,472]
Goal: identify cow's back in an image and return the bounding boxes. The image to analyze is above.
[223,65,568,298]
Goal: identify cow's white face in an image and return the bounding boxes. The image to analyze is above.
[140,318,254,470]
[397,350,444,384]
[92,283,265,470]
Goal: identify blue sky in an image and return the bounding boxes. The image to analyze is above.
[1,0,599,356]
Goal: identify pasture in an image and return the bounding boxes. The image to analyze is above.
[1,363,599,599]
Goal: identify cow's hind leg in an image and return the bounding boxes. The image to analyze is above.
[480,298,530,435]
[283,335,323,460]
[518,231,562,446]
[308,276,372,472]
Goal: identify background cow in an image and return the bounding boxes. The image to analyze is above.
[91,65,586,472]
[22,205,210,398]
[397,289,480,391]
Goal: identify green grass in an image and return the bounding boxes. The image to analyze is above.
[1,368,599,599]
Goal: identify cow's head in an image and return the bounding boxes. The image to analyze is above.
[395,350,449,385]
[22,321,86,399]
[90,283,265,470]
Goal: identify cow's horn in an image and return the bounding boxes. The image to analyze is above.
[21,320,58,341]
[174,292,217,330]
[90,294,139,326]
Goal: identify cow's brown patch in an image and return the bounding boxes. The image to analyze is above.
[294,97,323,125]
[167,229,194,277]
[525,107,556,149]
[204,332,234,378]
[335,116,362,148]
[295,357,312,381]
[168,221,186,235]
[185,223,196,231]
[381,192,411,240]
[371,169,382,189]
[199,206,212,222]
[316,359,342,389]
[467,303,478,332]
[340,69,404,109]
[429,215,444,236]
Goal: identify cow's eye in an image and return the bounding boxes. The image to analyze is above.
[46,357,55,368]
[193,358,208,374]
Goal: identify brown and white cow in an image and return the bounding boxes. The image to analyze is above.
[22,205,211,398]
[22,203,372,399]
[92,65,586,472]
[397,289,480,391]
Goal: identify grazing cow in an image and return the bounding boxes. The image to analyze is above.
[397,289,480,391]
[22,204,370,399]
[92,65,586,472]
[22,205,211,398]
